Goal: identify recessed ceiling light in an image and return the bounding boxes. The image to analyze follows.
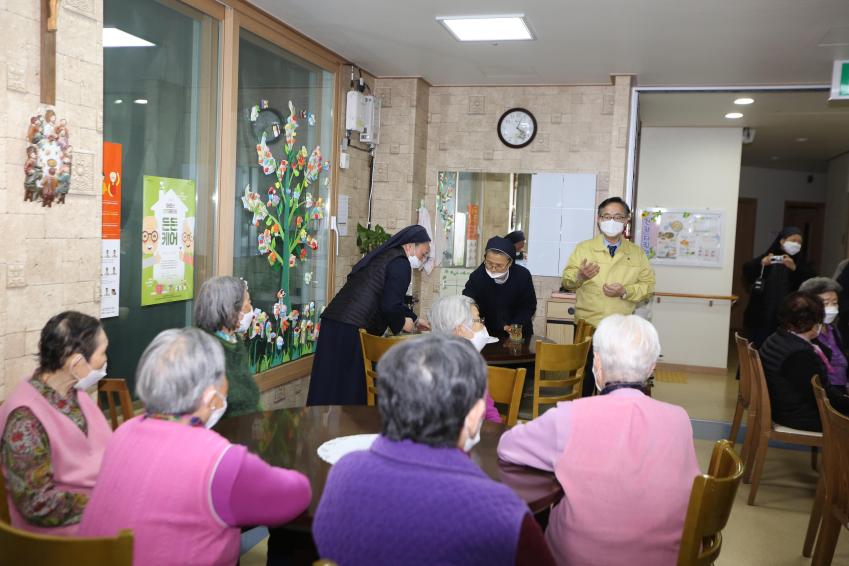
[734,97,754,105]
[134,99,148,105]
[114,99,123,104]
[724,112,743,119]
[436,15,534,42]
[771,156,780,161]
[103,27,155,48]
[796,137,808,142]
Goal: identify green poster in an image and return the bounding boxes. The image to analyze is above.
[141,176,196,306]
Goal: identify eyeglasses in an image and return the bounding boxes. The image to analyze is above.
[142,230,159,243]
[182,233,193,244]
[472,317,485,324]
[599,214,627,222]
[484,260,509,271]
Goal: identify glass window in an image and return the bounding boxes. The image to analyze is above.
[234,31,334,373]
[102,0,219,391]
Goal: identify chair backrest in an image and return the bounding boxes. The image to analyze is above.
[734,333,753,405]
[0,521,133,565]
[746,344,773,427]
[677,439,744,566]
[358,329,410,406]
[573,319,595,345]
[486,366,527,427]
[532,337,592,418]
[823,394,849,525]
[98,378,135,430]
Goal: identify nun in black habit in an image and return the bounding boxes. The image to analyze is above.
[742,226,816,347]
[306,225,431,406]
[463,236,537,340]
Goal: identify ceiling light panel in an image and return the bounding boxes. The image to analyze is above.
[437,15,534,42]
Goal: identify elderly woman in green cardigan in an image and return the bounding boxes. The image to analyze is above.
[194,276,261,418]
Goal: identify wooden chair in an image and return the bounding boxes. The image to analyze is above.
[573,319,595,345]
[531,337,592,419]
[0,521,133,566]
[98,378,134,430]
[811,394,849,566]
[745,344,822,505]
[729,333,757,464]
[358,329,410,406]
[804,375,831,557]
[677,439,744,566]
[486,366,527,427]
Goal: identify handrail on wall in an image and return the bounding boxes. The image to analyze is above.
[653,292,739,308]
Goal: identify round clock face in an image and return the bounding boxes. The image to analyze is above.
[497,108,537,148]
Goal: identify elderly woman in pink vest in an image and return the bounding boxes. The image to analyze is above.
[79,328,311,566]
[0,311,112,535]
[313,334,555,565]
[498,314,700,565]
[430,294,501,423]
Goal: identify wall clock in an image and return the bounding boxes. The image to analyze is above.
[497,107,537,148]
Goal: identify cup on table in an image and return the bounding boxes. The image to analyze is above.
[508,323,523,343]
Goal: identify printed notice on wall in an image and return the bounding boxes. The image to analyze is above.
[637,208,724,268]
[101,142,122,318]
[141,176,196,306]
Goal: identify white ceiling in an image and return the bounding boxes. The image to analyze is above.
[638,90,849,171]
[249,0,849,86]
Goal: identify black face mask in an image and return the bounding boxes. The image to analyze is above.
[599,382,649,395]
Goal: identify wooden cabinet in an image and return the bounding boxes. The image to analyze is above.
[546,295,577,345]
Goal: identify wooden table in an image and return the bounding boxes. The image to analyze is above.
[481,335,554,365]
[216,405,561,526]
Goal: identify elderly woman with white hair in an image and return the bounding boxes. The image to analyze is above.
[498,314,700,565]
[430,294,502,423]
[799,276,848,390]
[314,334,555,565]
[194,275,260,418]
[79,328,311,566]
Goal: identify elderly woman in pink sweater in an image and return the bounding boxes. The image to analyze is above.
[80,328,311,566]
[498,314,700,565]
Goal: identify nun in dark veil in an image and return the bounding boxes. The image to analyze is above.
[742,226,816,347]
[306,225,432,406]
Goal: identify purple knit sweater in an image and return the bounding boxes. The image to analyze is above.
[313,436,528,565]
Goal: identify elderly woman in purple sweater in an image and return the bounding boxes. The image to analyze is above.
[313,334,554,566]
[800,277,849,388]
[80,328,311,566]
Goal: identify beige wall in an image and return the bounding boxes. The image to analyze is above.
[823,153,849,275]
[0,0,104,399]
[636,127,742,368]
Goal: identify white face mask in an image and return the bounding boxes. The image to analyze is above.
[468,327,490,352]
[71,356,107,390]
[485,269,510,284]
[599,219,625,238]
[463,416,483,453]
[204,390,228,430]
[825,306,839,325]
[782,241,802,256]
[237,310,254,333]
[408,254,423,270]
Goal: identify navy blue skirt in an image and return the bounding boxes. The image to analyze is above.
[306,318,367,406]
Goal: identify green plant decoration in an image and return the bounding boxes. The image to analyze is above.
[356,223,392,256]
[241,100,330,373]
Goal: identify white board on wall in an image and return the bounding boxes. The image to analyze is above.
[527,173,596,277]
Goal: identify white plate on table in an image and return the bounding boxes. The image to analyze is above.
[317,434,379,465]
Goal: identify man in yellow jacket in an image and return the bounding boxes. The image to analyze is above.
[562,197,655,394]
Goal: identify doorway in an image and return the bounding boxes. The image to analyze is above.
[732,197,757,331]
[784,201,825,273]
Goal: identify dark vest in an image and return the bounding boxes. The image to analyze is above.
[322,246,406,335]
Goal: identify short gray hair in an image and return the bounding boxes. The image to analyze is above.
[593,314,661,385]
[377,334,485,447]
[429,295,475,334]
[194,276,246,333]
[799,277,843,296]
[136,328,226,414]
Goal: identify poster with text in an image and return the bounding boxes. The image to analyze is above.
[141,176,196,306]
[100,142,122,318]
[637,208,724,268]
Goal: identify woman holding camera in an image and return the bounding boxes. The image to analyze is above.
[743,226,816,347]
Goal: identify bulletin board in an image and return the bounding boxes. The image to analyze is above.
[637,208,724,268]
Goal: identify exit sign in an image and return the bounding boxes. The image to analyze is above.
[831,60,849,100]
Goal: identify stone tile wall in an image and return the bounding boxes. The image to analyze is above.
[0,0,103,399]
